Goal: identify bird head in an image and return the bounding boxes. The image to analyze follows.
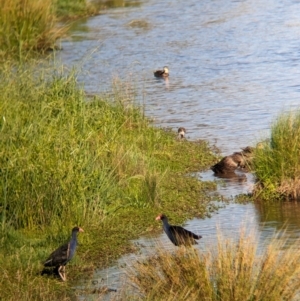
[155,214,167,221]
[163,66,169,74]
[72,226,84,233]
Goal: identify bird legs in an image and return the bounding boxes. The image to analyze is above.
[58,265,66,281]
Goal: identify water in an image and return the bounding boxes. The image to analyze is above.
[57,0,300,297]
[58,0,300,155]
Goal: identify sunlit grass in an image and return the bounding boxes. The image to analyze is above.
[254,111,300,201]
[130,230,300,301]
[0,61,217,300]
[0,0,67,60]
[0,63,157,230]
[0,0,99,60]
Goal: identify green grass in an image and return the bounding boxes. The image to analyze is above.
[0,62,217,300]
[0,64,215,231]
[0,0,67,60]
[130,230,300,301]
[253,111,300,201]
[0,0,99,60]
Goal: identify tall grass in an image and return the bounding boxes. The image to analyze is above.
[253,111,300,200]
[0,64,154,230]
[130,231,300,301]
[0,0,67,59]
[0,63,215,232]
[0,0,99,60]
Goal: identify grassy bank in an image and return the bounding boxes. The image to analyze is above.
[0,62,217,300]
[0,0,98,60]
[253,110,300,201]
[129,230,300,301]
[0,0,63,59]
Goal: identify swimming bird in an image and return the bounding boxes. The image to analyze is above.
[43,226,84,281]
[154,66,169,78]
[211,146,254,175]
[178,127,186,139]
[211,154,241,174]
[156,214,202,246]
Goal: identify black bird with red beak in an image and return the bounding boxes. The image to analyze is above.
[156,214,201,246]
[42,226,84,281]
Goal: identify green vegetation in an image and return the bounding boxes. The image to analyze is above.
[0,0,98,60]
[130,230,300,301]
[0,0,64,59]
[253,111,300,201]
[0,62,217,300]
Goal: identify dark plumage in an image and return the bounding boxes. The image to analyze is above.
[156,214,202,246]
[211,146,254,175]
[154,66,169,78]
[43,226,84,281]
[211,154,240,174]
[177,127,186,139]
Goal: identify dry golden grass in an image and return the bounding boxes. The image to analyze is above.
[128,230,300,301]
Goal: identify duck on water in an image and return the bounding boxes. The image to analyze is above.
[154,66,169,78]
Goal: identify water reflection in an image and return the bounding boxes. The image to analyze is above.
[199,170,254,199]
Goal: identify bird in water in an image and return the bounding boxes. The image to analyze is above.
[211,146,254,175]
[156,214,202,246]
[177,127,186,139]
[154,66,169,78]
[42,226,84,281]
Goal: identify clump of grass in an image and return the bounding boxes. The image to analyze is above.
[0,0,67,60]
[130,230,300,301]
[253,111,300,201]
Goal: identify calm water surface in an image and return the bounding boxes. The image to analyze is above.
[57,0,300,297]
[59,0,300,155]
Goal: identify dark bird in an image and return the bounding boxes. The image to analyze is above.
[42,226,84,281]
[154,66,169,78]
[156,214,202,246]
[177,127,186,139]
[211,154,241,175]
[211,146,254,175]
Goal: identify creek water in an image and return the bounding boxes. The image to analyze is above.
[57,0,300,298]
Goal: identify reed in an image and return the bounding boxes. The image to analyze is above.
[253,111,300,200]
[130,230,300,301]
[0,0,67,59]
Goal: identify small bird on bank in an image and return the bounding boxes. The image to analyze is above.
[177,127,186,139]
[42,226,84,281]
[156,214,202,246]
[154,66,169,78]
